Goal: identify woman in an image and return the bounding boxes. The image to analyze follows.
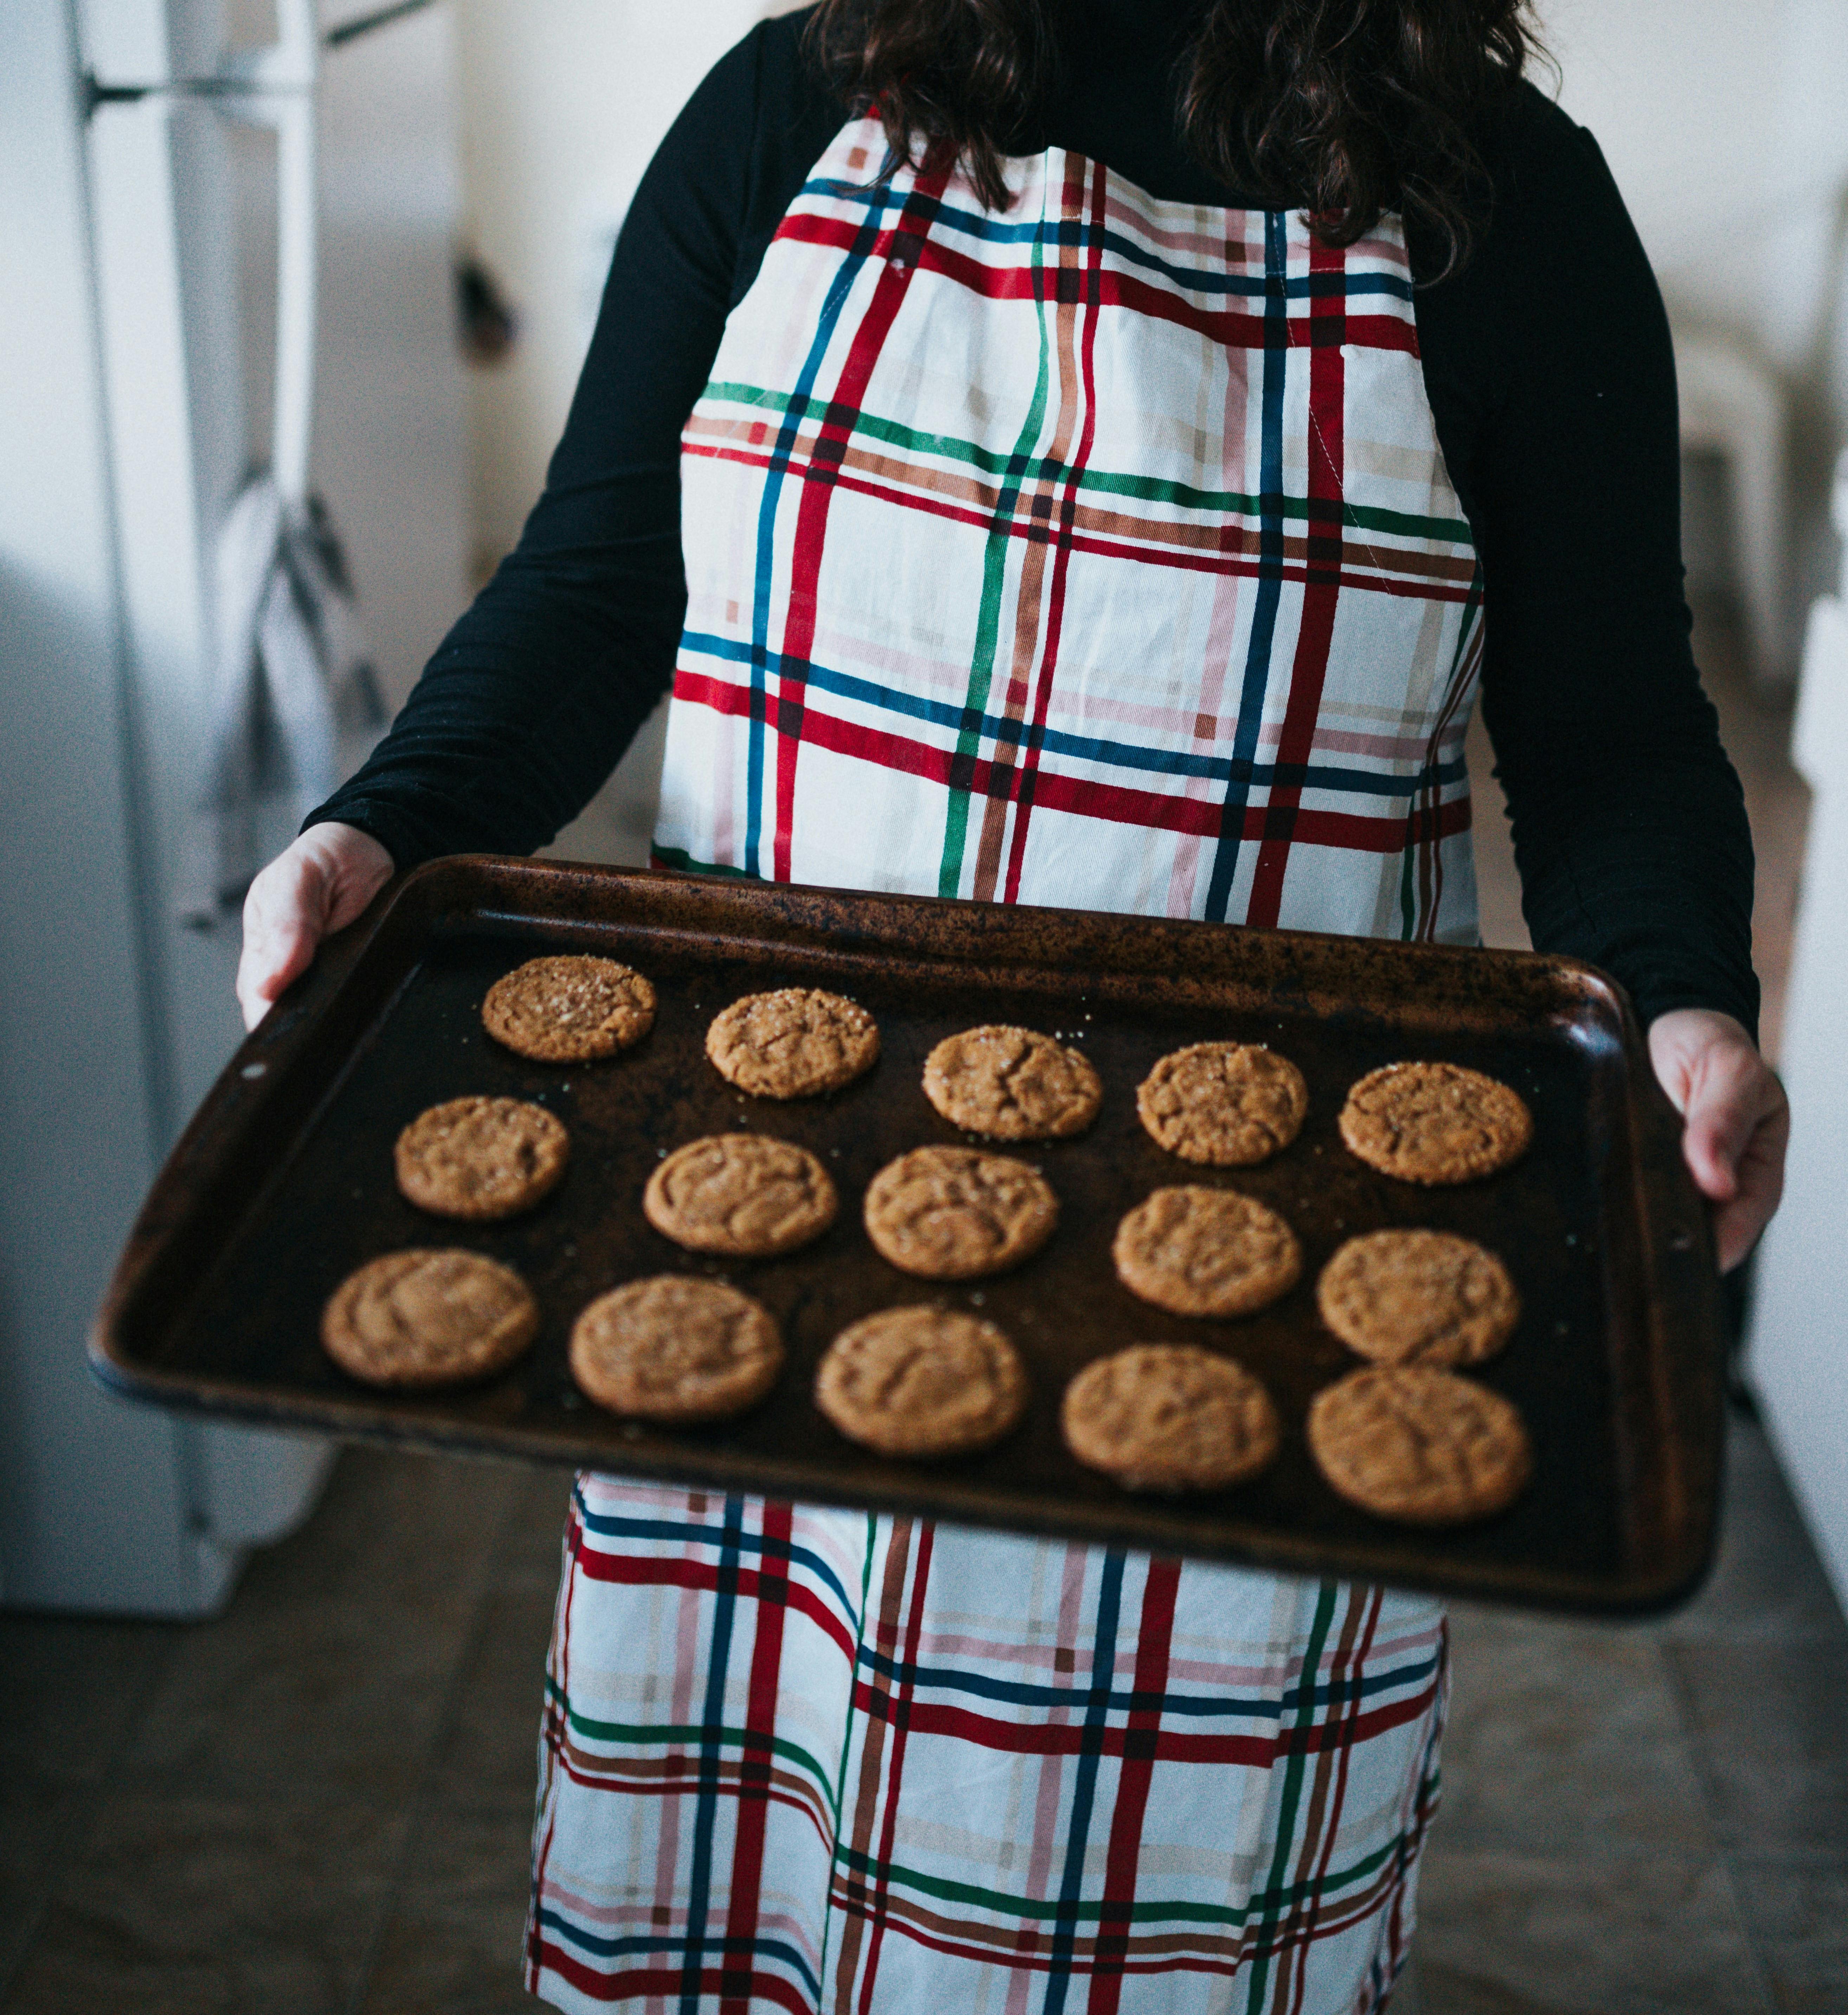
[240,3,1789,2007]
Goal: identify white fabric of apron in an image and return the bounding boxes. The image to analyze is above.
[529,119,1482,2015]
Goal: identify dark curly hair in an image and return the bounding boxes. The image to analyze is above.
[807,0,1543,277]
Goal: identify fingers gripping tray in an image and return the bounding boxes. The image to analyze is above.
[92,859,1727,1615]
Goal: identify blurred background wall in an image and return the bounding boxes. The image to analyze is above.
[450,0,791,571]
[444,0,793,860]
[1545,0,1848,623]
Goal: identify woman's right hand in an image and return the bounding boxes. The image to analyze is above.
[236,822,395,1031]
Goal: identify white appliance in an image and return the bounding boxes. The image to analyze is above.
[1747,452,1848,1616]
[0,0,470,1614]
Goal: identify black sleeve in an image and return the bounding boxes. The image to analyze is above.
[305,15,833,864]
[1415,86,1760,1038]
[315,32,1758,1044]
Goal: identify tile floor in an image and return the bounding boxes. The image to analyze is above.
[0,1452,568,2015]
[3,603,1841,2014]
[3,1414,1842,2015]
[1402,1412,1848,2015]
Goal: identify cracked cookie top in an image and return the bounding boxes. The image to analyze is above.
[1316,1229,1520,1368]
[643,1133,838,1258]
[569,1275,784,1422]
[1307,1365,1533,1525]
[815,1305,1029,1457]
[706,988,879,1099]
[394,1096,569,1221]
[921,1025,1101,1141]
[1112,1186,1302,1318]
[482,955,656,1063]
[862,1145,1057,1280]
[1062,1344,1280,1493]
[321,1249,539,1388]
[1338,1061,1532,1186]
[1136,1042,1308,1167]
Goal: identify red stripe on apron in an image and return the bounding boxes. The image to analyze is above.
[1245,233,1349,928]
[773,174,951,884]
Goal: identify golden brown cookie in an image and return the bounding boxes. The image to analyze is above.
[1136,1042,1308,1167]
[1338,1061,1533,1186]
[862,1145,1057,1280]
[482,955,656,1063]
[815,1305,1029,1457]
[320,1249,538,1388]
[569,1275,784,1422]
[1317,1229,1521,1368]
[1307,1365,1533,1525]
[1062,1345,1280,1492]
[643,1134,838,1258]
[1112,1186,1302,1317]
[394,1096,569,1221]
[706,988,880,1098]
[922,1025,1102,1141]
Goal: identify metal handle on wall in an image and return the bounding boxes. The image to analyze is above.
[270,88,316,510]
[223,0,320,511]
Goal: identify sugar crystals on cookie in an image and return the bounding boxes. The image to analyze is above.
[706,987,879,1098]
[1136,1041,1307,1167]
[482,954,656,1063]
[922,1025,1101,1140]
[1338,1061,1532,1186]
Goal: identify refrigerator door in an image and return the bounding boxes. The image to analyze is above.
[79,0,227,90]
[1,0,243,1616]
[85,64,346,1591]
[3,0,470,1609]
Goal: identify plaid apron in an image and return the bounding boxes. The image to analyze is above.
[530,118,1480,2013]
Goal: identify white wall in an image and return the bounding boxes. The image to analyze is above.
[451,0,793,565]
[1542,0,1848,611]
[446,2,797,864]
[313,1,474,711]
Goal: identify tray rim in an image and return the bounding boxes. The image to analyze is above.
[90,854,1728,1617]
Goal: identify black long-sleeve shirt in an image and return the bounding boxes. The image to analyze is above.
[312,1,1759,1036]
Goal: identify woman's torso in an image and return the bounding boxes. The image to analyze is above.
[656,114,1483,944]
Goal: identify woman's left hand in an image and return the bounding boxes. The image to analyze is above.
[1648,1009,1789,1272]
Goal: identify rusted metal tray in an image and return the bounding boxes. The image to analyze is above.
[93,857,1727,1614]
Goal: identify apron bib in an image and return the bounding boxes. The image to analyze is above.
[656,122,1483,941]
[531,119,1479,2015]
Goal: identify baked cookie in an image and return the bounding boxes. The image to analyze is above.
[706,988,879,1098]
[643,1134,838,1258]
[1112,1186,1302,1317]
[1136,1042,1308,1167]
[394,1095,569,1220]
[569,1275,783,1422]
[1062,1344,1280,1492]
[1317,1229,1521,1368]
[1308,1365,1533,1525]
[482,955,656,1063]
[1338,1061,1533,1186]
[321,1249,538,1388]
[863,1145,1057,1280]
[815,1305,1028,1457]
[922,1025,1102,1141]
